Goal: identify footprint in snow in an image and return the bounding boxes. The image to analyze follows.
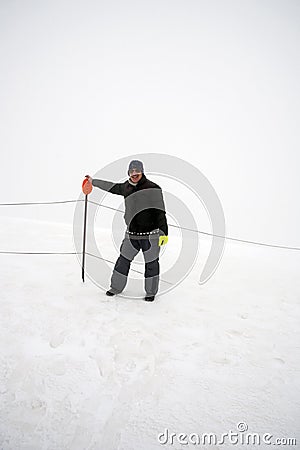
[49,331,67,348]
[273,357,285,365]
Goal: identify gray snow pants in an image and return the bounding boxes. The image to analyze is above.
[110,233,160,295]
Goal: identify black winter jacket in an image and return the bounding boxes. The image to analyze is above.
[92,174,168,235]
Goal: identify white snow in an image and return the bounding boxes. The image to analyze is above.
[0,216,299,450]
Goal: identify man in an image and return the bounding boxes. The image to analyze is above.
[86,160,168,301]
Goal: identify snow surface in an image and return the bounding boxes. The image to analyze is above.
[0,216,299,450]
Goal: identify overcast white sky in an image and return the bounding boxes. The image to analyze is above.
[1,0,299,247]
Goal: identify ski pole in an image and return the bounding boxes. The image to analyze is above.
[81,176,93,282]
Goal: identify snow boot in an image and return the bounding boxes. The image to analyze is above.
[106,289,120,296]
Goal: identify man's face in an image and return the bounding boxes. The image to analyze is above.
[129,168,143,183]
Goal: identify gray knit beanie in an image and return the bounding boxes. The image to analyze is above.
[128,160,144,175]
